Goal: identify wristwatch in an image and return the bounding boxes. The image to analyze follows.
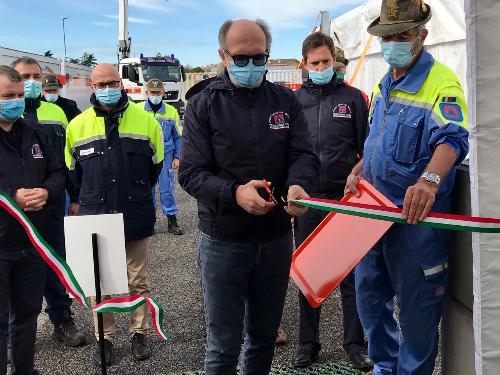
[420,171,441,187]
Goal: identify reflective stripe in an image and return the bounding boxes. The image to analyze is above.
[389,96,434,111]
[430,112,446,128]
[38,120,67,129]
[423,261,449,277]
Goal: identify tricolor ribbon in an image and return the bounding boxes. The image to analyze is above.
[293,198,500,233]
[0,191,169,341]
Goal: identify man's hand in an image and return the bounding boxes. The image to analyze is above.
[68,203,80,216]
[284,185,309,217]
[172,158,179,170]
[402,179,438,224]
[236,180,275,215]
[344,173,362,198]
[24,188,49,212]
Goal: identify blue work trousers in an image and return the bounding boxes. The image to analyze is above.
[153,149,178,216]
[0,246,45,375]
[198,232,293,375]
[355,224,450,375]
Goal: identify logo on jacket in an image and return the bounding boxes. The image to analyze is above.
[31,144,44,159]
[439,97,463,122]
[332,104,352,119]
[268,111,290,130]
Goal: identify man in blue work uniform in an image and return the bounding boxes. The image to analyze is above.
[12,57,86,348]
[345,1,469,374]
[140,78,183,235]
[179,19,318,375]
[293,32,372,371]
[0,65,64,375]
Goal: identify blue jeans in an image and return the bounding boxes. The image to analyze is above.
[198,232,293,375]
[0,246,45,375]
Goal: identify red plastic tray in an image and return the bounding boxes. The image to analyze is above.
[290,180,397,308]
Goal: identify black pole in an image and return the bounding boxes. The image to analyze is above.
[92,233,107,375]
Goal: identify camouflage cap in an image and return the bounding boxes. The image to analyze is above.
[146,78,164,91]
[334,46,349,68]
[367,0,432,37]
[42,74,62,89]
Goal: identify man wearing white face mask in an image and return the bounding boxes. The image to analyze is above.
[293,32,371,371]
[41,74,81,122]
[139,79,183,235]
[179,19,318,375]
[344,1,469,374]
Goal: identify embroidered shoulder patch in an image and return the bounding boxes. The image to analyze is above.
[439,102,464,122]
[332,104,352,119]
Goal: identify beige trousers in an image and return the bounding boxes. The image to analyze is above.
[91,237,151,341]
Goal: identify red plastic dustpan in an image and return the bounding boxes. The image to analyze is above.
[290,180,397,308]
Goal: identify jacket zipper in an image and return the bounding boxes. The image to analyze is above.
[368,93,389,181]
[318,91,323,194]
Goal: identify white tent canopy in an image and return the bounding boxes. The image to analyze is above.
[330,0,466,96]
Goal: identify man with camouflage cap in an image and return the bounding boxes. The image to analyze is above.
[333,46,349,81]
[41,74,81,122]
[345,1,469,374]
[140,78,183,235]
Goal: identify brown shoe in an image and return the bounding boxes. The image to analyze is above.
[275,327,288,345]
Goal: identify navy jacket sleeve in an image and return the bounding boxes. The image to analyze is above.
[285,93,319,192]
[179,95,239,212]
[39,130,65,203]
[352,89,370,157]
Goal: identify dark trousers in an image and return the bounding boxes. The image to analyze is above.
[0,246,45,375]
[198,232,293,375]
[295,207,366,356]
[42,197,72,326]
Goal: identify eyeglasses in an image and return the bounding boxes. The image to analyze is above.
[93,80,121,90]
[224,50,269,67]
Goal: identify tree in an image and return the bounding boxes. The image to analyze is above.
[80,52,97,67]
[44,50,54,57]
[68,58,80,64]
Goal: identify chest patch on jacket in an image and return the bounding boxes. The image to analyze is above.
[80,148,95,156]
[268,111,290,130]
[332,104,352,119]
[31,144,44,159]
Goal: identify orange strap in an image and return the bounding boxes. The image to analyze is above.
[349,35,374,86]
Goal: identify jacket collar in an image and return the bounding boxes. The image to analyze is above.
[380,49,434,95]
[144,99,166,114]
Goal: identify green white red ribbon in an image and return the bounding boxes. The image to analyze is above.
[0,191,169,341]
[293,198,500,233]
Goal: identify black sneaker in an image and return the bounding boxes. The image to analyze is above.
[293,347,320,368]
[348,351,373,371]
[130,333,151,361]
[53,311,87,347]
[94,339,113,366]
[167,215,184,235]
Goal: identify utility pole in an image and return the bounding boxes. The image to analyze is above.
[62,17,68,61]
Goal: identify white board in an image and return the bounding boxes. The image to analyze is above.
[64,214,129,297]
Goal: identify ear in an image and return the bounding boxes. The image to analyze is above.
[218,49,229,68]
[421,28,429,43]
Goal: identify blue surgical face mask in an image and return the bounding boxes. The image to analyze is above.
[95,88,122,106]
[149,95,163,105]
[308,67,334,85]
[44,93,59,103]
[380,41,415,68]
[24,80,42,99]
[0,98,26,123]
[228,62,266,89]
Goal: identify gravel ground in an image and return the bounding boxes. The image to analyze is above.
[33,183,440,374]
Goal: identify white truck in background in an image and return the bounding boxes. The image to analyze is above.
[118,0,185,116]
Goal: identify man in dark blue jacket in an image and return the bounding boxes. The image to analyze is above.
[293,32,372,371]
[179,19,318,375]
[0,65,65,375]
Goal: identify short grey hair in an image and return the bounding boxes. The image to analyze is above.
[11,56,42,72]
[218,19,272,52]
[0,65,23,82]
